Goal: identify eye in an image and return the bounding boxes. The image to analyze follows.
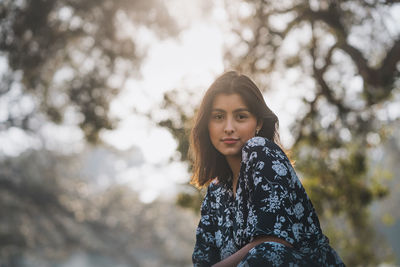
[212,113,224,120]
[236,113,248,120]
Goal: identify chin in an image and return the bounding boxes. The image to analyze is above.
[221,150,241,157]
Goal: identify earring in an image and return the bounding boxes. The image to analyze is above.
[256,128,260,136]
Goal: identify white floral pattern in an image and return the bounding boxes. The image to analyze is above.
[272,160,288,176]
[192,137,345,266]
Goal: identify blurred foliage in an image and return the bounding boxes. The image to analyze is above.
[0,0,190,265]
[0,148,197,266]
[176,190,204,214]
[158,0,400,266]
[0,0,178,142]
[157,91,193,162]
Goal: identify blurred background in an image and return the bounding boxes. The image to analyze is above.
[0,0,399,266]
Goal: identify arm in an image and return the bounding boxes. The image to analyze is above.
[242,137,301,245]
[211,236,292,267]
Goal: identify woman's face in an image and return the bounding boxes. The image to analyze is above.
[208,93,261,160]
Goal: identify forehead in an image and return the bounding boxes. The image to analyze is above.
[211,93,248,109]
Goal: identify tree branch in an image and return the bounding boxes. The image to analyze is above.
[310,23,350,114]
[380,39,400,87]
[303,3,399,103]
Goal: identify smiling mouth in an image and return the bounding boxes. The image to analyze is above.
[222,138,239,144]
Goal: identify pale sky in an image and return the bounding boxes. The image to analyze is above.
[97,1,400,202]
[101,0,228,202]
[0,0,356,202]
[1,0,399,203]
[99,0,302,202]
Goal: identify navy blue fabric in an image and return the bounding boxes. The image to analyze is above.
[192,137,345,266]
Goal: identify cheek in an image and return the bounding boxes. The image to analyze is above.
[242,122,257,136]
[208,122,218,136]
[207,123,213,136]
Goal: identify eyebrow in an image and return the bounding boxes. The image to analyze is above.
[211,108,250,113]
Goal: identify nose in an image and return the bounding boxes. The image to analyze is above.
[224,117,235,135]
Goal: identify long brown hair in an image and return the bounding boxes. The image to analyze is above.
[190,71,281,188]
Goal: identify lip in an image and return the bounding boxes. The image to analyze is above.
[222,138,239,144]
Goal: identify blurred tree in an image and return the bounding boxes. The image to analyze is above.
[158,0,400,265]
[224,1,399,265]
[0,147,196,266]
[0,0,178,142]
[0,1,191,265]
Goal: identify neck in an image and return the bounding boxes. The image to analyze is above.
[226,155,242,189]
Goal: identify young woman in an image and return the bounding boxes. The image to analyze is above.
[190,71,345,266]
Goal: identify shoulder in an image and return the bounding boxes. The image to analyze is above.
[201,179,229,213]
[241,137,283,162]
[205,180,226,200]
[243,136,279,150]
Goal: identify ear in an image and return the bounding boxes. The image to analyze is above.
[256,119,263,131]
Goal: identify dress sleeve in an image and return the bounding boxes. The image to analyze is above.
[241,137,313,246]
[192,185,220,266]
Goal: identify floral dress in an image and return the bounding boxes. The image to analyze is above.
[192,137,345,266]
